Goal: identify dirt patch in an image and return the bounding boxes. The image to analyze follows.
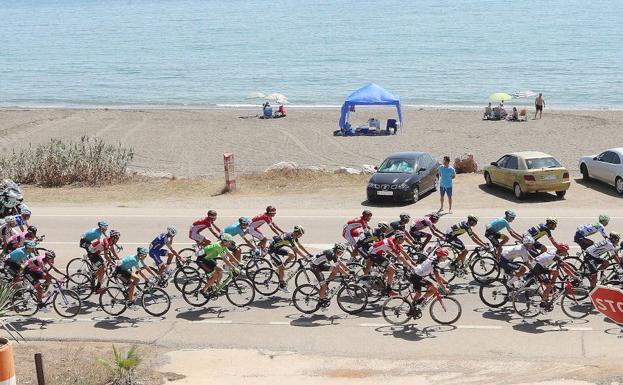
[320,368,374,378]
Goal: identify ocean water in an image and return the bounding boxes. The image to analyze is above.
[1,0,622,108]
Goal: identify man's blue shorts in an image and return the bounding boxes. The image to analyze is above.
[149,248,167,266]
[440,186,453,197]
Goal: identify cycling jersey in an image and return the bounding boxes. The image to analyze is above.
[310,249,338,267]
[269,233,295,250]
[342,217,368,238]
[14,214,27,227]
[198,242,228,261]
[411,216,433,232]
[412,256,439,277]
[534,251,560,267]
[8,247,34,263]
[117,255,146,271]
[222,223,246,238]
[150,233,168,251]
[501,244,531,263]
[369,237,402,256]
[248,214,273,239]
[446,221,474,237]
[575,223,607,238]
[189,216,216,242]
[487,217,512,233]
[4,231,32,252]
[357,229,383,246]
[1,224,18,245]
[586,239,616,258]
[88,237,111,255]
[527,224,551,240]
[22,255,47,273]
[82,227,105,243]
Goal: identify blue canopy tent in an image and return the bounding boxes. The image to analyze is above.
[338,83,403,133]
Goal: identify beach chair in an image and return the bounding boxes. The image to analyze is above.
[519,109,528,121]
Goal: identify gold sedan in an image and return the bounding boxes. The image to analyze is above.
[483,151,571,199]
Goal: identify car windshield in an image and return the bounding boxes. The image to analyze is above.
[377,158,416,173]
[525,157,561,169]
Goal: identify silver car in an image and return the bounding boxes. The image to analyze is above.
[579,148,623,194]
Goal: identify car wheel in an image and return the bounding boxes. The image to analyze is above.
[555,190,566,199]
[616,177,623,195]
[580,164,590,180]
[513,183,524,200]
[484,172,493,186]
[432,176,438,191]
[412,185,420,203]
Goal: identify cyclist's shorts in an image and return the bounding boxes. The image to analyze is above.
[498,257,520,275]
[410,228,431,242]
[371,254,390,269]
[530,263,550,279]
[248,226,265,240]
[227,243,237,252]
[445,235,465,251]
[584,254,605,274]
[149,248,167,266]
[269,247,289,266]
[356,244,372,259]
[87,252,104,268]
[114,267,133,284]
[24,270,44,286]
[189,227,207,243]
[6,261,21,276]
[574,234,594,250]
[408,273,432,291]
[343,231,358,247]
[79,237,90,250]
[485,229,502,248]
[197,259,217,274]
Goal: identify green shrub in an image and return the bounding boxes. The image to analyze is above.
[0,137,134,187]
[98,345,142,385]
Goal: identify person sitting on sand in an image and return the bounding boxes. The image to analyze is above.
[262,102,272,118]
[483,103,493,119]
[507,107,519,121]
[274,104,286,118]
[499,107,508,120]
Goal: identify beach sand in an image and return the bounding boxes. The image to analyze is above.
[0,107,619,178]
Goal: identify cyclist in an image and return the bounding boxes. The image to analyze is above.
[409,213,445,250]
[149,226,183,277]
[14,203,31,230]
[574,214,610,250]
[525,217,560,255]
[388,212,417,247]
[445,215,489,269]
[505,235,536,286]
[79,221,109,251]
[196,233,238,297]
[3,225,37,254]
[485,210,523,258]
[114,247,152,305]
[5,240,37,283]
[21,250,65,308]
[268,225,311,292]
[310,243,350,311]
[357,222,390,259]
[530,243,579,310]
[1,216,18,247]
[368,231,414,296]
[248,206,285,251]
[88,229,121,294]
[189,210,221,246]
[408,247,450,305]
[221,217,256,263]
[583,232,621,288]
[342,210,373,257]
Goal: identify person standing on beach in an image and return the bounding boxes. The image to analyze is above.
[534,93,545,119]
[438,156,456,214]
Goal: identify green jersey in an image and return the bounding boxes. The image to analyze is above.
[199,242,228,261]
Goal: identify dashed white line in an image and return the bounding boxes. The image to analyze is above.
[359,323,388,327]
[195,319,233,324]
[456,324,504,330]
[561,326,593,331]
[269,321,291,325]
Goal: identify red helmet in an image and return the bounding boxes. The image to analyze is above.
[435,248,449,258]
[555,243,570,254]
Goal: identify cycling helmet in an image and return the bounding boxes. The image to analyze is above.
[18,204,31,216]
[609,232,621,241]
[293,225,305,235]
[377,221,390,230]
[555,243,570,254]
[109,230,121,238]
[44,250,56,260]
[207,210,218,217]
[399,212,411,221]
[221,233,235,243]
[239,216,251,225]
[266,206,277,214]
[97,220,109,228]
[333,243,346,252]
[4,215,16,225]
[522,235,535,245]
[362,209,373,218]
[27,225,37,234]
[467,215,479,223]
[24,240,36,249]
[435,248,449,258]
[546,217,558,225]
[394,231,406,239]
[505,210,516,219]
[136,246,148,256]
[428,213,440,222]
[167,226,177,236]
[598,214,610,226]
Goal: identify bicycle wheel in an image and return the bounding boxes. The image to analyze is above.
[173,266,200,293]
[469,255,499,283]
[429,296,462,325]
[291,284,320,314]
[226,278,255,307]
[178,247,197,261]
[381,296,412,325]
[357,275,386,304]
[52,289,82,318]
[98,286,127,316]
[512,288,541,318]
[294,268,321,287]
[478,279,510,308]
[346,262,364,277]
[12,288,38,316]
[66,257,92,276]
[336,283,368,314]
[393,264,411,293]
[141,287,171,316]
[560,287,592,319]
[244,258,272,279]
[181,282,211,307]
[67,272,94,300]
[251,267,279,296]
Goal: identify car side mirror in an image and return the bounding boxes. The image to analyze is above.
[374,166,378,170]
[593,156,598,161]
[490,162,498,167]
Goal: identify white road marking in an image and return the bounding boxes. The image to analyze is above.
[269,321,291,325]
[359,323,387,327]
[195,319,233,324]
[456,324,504,330]
[561,326,593,331]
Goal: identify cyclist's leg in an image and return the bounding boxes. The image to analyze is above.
[542,269,558,301]
[127,273,140,302]
[447,236,466,264]
[271,249,288,282]
[485,229,502,258]
[150,249,166,276]
[319,264,339,300]
[199,261,220,293]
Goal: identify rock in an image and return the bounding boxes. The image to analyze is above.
[264,161,299,172]
[454,154,478,174]
[334,166,362,175]
[361,164,376,174]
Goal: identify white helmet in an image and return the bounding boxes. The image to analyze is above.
[167,226,177,236]
[18,203,31,215]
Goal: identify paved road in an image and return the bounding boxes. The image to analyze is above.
[4,198,623,365]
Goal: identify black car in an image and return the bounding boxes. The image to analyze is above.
[366,152,439,203]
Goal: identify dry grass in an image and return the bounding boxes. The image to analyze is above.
[11,341,166,385]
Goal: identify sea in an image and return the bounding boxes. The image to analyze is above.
[1,0,622,109]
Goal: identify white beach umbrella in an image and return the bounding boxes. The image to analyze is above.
[265,93,288,103]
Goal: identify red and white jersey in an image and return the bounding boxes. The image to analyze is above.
[342,217,368,237]
[191,217,215,232]
[250,214,272,229]
[88,237,111,255]
[369,237,402,256]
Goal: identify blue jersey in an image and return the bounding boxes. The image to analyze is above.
[8,247,32,263]
[118,254,145,271]
[83,227,105,243]
[487,218,511,233]
[150,233,168,251]
[14,215,26,227]
[222,223,245,238]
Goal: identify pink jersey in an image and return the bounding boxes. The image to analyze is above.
[369,237,402,256]
[24,255,46,273]
[412,216,433,231]
[6,231,29,250]
[342,217,368,237]
[250,214,272,229]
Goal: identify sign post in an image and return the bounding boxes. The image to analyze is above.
[223,153,236,192]
[589,285,623,325]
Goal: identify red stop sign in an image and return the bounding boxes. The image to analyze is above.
[590,286,623,324]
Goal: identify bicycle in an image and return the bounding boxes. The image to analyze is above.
[291,275,368,315]
[512,275,592,319]
[12,278,82,318]
[98,276,171,317]
[251,256,321,296]
[381,284,462,326]
[181,265,255,308]
[445,244,498,283]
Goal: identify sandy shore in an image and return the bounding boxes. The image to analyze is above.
[0,107,620,178]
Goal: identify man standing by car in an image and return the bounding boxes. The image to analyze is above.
[438,156,456,214]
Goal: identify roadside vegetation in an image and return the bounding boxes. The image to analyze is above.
[0,137,133,187]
